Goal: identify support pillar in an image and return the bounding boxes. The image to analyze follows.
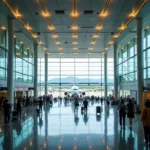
[104,51,107,98]
[136,18,143,113]
[7,18,14,109]
[45,53,48,96]
[34,43,38,97]
[114,44,118,100]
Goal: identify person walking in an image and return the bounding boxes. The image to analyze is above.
[100,97,103,105]
[3,100,11,127]
[39,98,43,112]
[74,97,79,112]
[16,99,22,118]
[126,99,135,130]
[118,100,126,129]
[141,100,150,146]
[83,98,88,112]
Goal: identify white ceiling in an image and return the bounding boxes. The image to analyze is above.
[0,0,150,58]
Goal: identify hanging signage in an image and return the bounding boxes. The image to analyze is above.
[14,88,28,91]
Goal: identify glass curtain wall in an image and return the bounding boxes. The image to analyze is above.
[118,39,137,83]
[38,57,114,97]
[0,29,7,79]
[118,27,150,83]
[14,38,34,83]
[143,28,150,79]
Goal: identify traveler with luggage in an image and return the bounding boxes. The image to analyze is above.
[118,100,126,129]
[3,100,11,126]
[16,99,22,118]
[83,98,88,112]
[126,99,135,130]
[141,100,150,146]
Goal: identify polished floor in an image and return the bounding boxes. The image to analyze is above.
[0,100,148,150]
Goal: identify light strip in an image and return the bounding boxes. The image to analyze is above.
[3,0,48,53]
[38,0,62,53]
[71,0,79,53]
[104,0,148,51]
[88,0,111,53]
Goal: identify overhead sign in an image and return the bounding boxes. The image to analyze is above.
[14,88,28,91]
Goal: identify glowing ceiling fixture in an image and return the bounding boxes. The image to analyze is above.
[14,35,16,38]
[92,34,99,38]
[72,41,78,45]
[88,52,91,55]
[27,47,30,50]
[95,24,102,30]
[72,34,78,38]
[24,24,32,30]
[60,52,63,55]
[1,26,6,30]
[58,47,63,50]
[32,34,38,38]
[100,10,108,17]
[71,11,79,18]
[43,47,47,51]
[73,47,78,50]
[47,52,51,54]
[128,42,131,44]
[41,10,50,18]
[52,34,59,38]
[71,25,79,31]
[113,33,120,39]
[88,47,93,50]
[74,52,77,55]
[105,47,108,51]
[20,41,23,44]
[14,9,22,18]
[118,24,126,31]
[38,41,44,45]
[48,25,55,31]
[108,41,113,45]
[146,26,150,29]
[56,41,60,45]
[91,41,96,45]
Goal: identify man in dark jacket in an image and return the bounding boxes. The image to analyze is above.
[3,100,11,126]
[83,99,88,112]
[39,98,43,112]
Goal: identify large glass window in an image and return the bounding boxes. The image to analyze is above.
[0,30,6,48]
[118,39,137,83]
[38,57,113,97]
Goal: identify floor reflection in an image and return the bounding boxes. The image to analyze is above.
[0,101,147,150]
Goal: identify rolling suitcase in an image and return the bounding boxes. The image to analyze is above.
[12,110,18,120]
[96,106,101,115]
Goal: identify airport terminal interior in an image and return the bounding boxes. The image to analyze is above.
[0,0,150,149]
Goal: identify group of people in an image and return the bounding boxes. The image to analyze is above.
[118,98,150,146]
[118,99,135,130]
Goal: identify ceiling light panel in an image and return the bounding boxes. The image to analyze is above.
[2,0,47,53]
[105,0,148,51]
[88,0,111,54]
[71,0,79,54]
[38,0,62,53]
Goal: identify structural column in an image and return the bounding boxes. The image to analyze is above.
[7,18,14,109]
[137,18,143,112]
[34,43,38,97]
[113,44,118,100]
[104,51,107,98]
[45,53,48,96]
